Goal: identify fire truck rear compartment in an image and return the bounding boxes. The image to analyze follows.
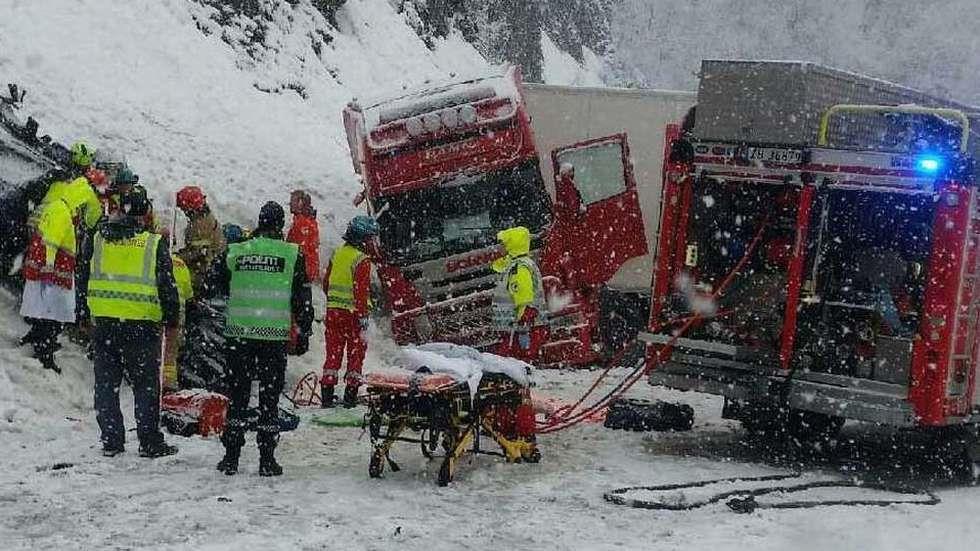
[666,178,799,361]
[648,177,936,426]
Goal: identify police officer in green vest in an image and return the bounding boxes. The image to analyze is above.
[77,185,181,458]
[213,201,313,476]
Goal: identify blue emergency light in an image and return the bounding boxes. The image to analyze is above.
[915,155,942,173]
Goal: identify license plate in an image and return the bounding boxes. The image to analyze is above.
[745,147,803,164]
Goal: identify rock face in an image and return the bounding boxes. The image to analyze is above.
[187,0,615,86]
[392,0,615,83]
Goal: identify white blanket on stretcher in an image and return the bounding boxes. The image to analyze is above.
[396,343,532,398]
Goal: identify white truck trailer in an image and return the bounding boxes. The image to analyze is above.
[523,83,695,291]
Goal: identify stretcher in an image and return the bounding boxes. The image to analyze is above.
[364,344,540,486]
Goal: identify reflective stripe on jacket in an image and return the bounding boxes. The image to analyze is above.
[491,255,547,330]
[23,198,77,289]
[325,244,369,312]
[225,237,299,341]
[87,231,163,322]
[172,255,194,306]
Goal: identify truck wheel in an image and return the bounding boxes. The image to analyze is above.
[787,410,845,449]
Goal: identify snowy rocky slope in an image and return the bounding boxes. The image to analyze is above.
[0,0,601,244]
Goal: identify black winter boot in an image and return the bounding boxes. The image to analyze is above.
[139,441,178,458]
[259,456,283,477]
[257,432,282,477]
[216,449,240,475]
[220,426,246,474]
[342,385,359,409]
[39,355,61,374]
[320,385,337,408]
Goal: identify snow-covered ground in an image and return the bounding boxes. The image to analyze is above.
[4,1,980,549]
[2,283,980,550]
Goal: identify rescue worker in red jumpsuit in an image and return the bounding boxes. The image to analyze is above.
[286,190,321,354]
[320,215,378,408]
[286,190,320,282]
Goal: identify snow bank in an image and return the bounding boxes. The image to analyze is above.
[0,0,489,248]
[540,32,604,87]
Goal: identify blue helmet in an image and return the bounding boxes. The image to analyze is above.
[222,223,245,244]
[344,215,379,244]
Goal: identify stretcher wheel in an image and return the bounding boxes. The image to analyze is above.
[369,449,384,478]
[525,448,541,464]
[291,371,321,407]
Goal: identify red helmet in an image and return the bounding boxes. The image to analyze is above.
[176,185,206,212]
[85,167,109,194]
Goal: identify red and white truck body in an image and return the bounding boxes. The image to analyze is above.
[645,61,980,431]
[343,67,693,365]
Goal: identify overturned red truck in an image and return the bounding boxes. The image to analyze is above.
[342,66,690,365]
[645,61,980,463]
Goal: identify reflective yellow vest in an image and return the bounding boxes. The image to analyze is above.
[326,244,369,311]
[87,231,163,322]
[172,254,194,306]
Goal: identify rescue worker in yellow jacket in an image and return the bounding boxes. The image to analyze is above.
[491,226,549,363]
[489,226,545,452]
[77,185,180,458]
[320,215,378,408]
[162,241,195,392]
[19,142,102,372]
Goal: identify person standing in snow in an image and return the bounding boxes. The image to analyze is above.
[286,189,320,355]
[76,185,180,458]
[287,190,320,282]
[320,215,378,408]
[162,245,195,392]
[175,185,225,297]
[491,226,549,363]
[214,201,313,476]
[19,142,102,373]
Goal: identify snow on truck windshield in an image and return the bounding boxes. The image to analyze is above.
[374,159,551,265]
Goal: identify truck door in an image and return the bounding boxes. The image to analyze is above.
[548,134,648,288]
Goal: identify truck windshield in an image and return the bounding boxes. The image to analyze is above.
[374,159,552,265]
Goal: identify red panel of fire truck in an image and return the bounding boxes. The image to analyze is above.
[644,61,980,443]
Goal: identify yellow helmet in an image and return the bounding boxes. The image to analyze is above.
[70,141,95,168]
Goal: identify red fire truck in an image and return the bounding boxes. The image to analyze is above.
[342,66,652,365]
[645,61,980,463]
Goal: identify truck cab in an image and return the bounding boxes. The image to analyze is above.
[343,66,648,366]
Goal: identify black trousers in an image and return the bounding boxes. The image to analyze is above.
[222,338,287,454]
[92,320,164,450]
[23,317,62,362]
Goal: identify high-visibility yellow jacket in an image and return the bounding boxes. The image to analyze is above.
[87,231,164,322]
[172,254,194,307]
[324,243,372,314]
[491,226,546,328]
[38,176,102,231]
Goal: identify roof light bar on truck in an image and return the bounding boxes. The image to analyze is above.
[818,104,972,153]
